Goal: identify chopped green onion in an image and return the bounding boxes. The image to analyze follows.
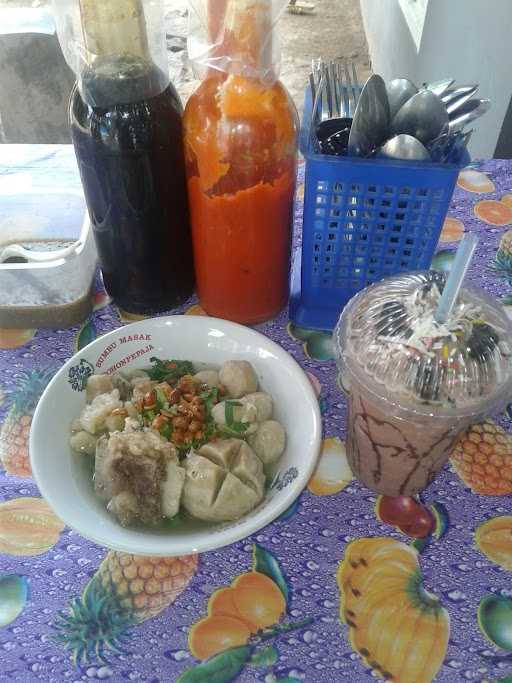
[160,422,172,440]
[155,387,169,409]
[225,400,243,426]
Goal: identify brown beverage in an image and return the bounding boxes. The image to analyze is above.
[335,272,512,496]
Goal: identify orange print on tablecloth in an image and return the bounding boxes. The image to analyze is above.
[474,200,512,226]
[189,614,251,660]
[450,420,512,495]
[439,217,465,242]
[308,437,353,496]
[0,328,36,349]
[208,586,258,632]
[184,303,208,316]
[115,307,149,323]
[501,193,512,208]
[206,572,286,636]
[231,571,286,630]
[457,169,495,193]
[184,545,299,673]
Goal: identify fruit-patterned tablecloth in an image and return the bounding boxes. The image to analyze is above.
[1,145,512,683]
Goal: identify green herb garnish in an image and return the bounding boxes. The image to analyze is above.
[225,400,242,425]
[200,386,220,414]
[146,357,195,383]
[220,400,250,438]
[155,387,169,410]
[160,422,172,440]
[219,423,250,438]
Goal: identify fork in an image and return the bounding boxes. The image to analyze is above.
[343,60,361,116]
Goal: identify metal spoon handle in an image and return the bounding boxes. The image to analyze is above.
[0,240,83,264]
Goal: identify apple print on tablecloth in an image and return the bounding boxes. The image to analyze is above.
[375,495,449,548]
[0,574,29,627]
[92,290,112,312]
[431,249,455,274]
[287,323,335,361]
[74,319,97,351]
[478,595,512,653]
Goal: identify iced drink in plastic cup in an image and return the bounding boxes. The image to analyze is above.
[334,271,512,496]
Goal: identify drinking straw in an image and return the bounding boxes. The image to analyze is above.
[434,233,479,324]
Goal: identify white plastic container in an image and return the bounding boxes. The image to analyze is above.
[0,189,97,328]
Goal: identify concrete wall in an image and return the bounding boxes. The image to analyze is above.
[0,9,74,144]
[360,0,512,159]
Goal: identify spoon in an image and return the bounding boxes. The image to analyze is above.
[449,99,491,133]
[386,78,418,119]
[0,240,83,264]
[348,74,390,157]
[392,90,449,144]
[316,117,352,141]
[377,134,431,161]
[424,78,455,98]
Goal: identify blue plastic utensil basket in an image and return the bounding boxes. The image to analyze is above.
[289,87,466,331]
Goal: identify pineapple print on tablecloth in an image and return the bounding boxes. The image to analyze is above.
[493,229,512,284]
[0,367,56,477]
[450,420,512,495]
[54,551,198,666]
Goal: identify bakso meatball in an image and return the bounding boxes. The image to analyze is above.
[70,430,97,456]
[211,400,258,433]
[86,374,114,403]
[193,370,220,387]
[248,420,286,467]
[182,439,264,522]
[80,389,123,434]
[219,361,258,398]
[241,392,273,422]
[107,491,139,528]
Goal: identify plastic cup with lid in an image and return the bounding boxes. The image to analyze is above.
[333,270,512,496]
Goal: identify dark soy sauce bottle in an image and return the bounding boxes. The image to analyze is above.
[68,0,194,314]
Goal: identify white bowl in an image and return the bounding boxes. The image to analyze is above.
[30,315,322,556]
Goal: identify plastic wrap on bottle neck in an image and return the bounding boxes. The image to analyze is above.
[187,0,288,85]
[52,0,170,107]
